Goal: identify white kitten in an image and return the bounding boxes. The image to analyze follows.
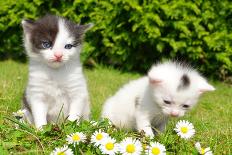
[22,15,92,128]
[102,61,215,137]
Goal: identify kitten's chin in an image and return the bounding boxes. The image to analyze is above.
[46,61,65,68]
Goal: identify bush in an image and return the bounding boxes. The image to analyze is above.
[1,0,232,79]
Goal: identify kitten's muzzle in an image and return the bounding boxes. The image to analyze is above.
[54,51,63,62]
[170,111,179,117]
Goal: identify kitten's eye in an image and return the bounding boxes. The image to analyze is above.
[163,100,171,104]
[182,105,190,108]
[64,44,73,49]
[42,41,51,49]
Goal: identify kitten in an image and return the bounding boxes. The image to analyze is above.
[22,15,92,128]
[102,61,215,137]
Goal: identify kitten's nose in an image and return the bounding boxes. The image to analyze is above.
[170,111,179,117]
[54,52,63,59]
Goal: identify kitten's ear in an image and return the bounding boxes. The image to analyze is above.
[22,19,35,33]
[148,68,163,85]
[198,80,215,94]
[77,23,94,33]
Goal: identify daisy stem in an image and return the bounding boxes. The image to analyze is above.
[74,143,77,155]
[184,140,188,153]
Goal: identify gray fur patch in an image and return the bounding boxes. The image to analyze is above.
[22,15,91,53]
[135,96,140,108]
[23,15,59,52]
[177,74,190,91]
[22,91,31,113]
[64,20,91,46]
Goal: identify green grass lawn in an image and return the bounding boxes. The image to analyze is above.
[0,60,231,155]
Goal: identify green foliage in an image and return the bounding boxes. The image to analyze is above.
[1,0,232,79]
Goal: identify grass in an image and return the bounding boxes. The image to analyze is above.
[0,60,232,155]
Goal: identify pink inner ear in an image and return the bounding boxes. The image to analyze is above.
[199,87,215,94]
[199,89,207,93]
[149,78,162,85]
[198,82,215,94]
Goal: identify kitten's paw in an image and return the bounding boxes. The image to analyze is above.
[67,115,79,122]
[143,129,154,138]
[138,129,154,138]
[35,122,47,130]
[145,132,154,138]
[35,125,44,131]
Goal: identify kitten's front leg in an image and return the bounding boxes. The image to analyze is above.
[28,96,48,128]
[156,119,168,132]
[68,94,90,122]
[135,112,154,137]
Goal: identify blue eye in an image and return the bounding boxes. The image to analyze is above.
[64,44,73,49]
[42,41,51,49]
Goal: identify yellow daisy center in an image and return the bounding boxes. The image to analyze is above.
[96,133,103,140]
[105,142,114,150]
[57,152,65,155]
[201,148,205,154]
[72,134,80,141]
[126,144,135,153]
[180,126,188,133]
[151,147,161,155]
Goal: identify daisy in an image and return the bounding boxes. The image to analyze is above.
[147,142,166,155]
[66,132,86,144]
[119,137,143,155]
[13,109,26,120]
[50,145,73,155]
[174,120,195,139]
[195,142,213,155]
[100,136,119,155]
[91,130,109,146]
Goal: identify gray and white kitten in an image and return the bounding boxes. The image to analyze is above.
[102,61,215,137]
[22,15,92,128]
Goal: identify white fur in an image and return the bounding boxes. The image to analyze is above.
[102,62,215,137]
[23,19,90,128]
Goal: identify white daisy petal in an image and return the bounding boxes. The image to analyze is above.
[99,137,119,155]
[13,109,26,119]
[205,151,213,155]
[91,130,109,146]
[195,142,213,155]
[204,147,211,153]
[147,142,166,155]
[174,120,195,139]
[195,142,202,152]
[66,132,86,144]
[119,137,143,155]
[50,145,73,155]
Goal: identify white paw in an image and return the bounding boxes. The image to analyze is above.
[35,122,46,130]
[35,125,44,131]
[143,129,154,138]
[146,132,154,138]
[67,115,79,122]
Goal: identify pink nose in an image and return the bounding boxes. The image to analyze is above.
[54,52,63,59]
[170,111,179,117]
